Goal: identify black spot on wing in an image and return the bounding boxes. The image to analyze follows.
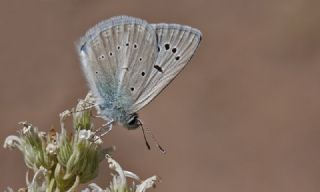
[98,55,105,60]
[165,43,170,50]
[154,65,163,72]
[80,43,86,51]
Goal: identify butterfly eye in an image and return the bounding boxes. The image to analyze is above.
[128,119,135,125]
[127,115,139,128]
[141,72,145,76]
[172,48,177,53]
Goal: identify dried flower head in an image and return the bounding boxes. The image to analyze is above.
[83,155,158,192]
[4,93,159,192]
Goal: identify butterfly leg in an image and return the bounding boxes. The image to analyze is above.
[98,120,114,137]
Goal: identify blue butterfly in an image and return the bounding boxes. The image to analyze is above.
[77,16,201,148]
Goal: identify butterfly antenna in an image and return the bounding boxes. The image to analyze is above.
[138,120,166,154]
[140,123,151,150]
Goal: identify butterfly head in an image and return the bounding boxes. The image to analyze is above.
[123,113,140,130]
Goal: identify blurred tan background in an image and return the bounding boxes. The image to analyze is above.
[1,0,320,191]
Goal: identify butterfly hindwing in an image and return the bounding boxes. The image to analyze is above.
[78,16,158,110]
[117,22,158,102]
[128,23,202,113]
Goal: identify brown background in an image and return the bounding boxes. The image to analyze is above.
[1,0,320,191]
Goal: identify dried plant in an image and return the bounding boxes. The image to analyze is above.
[4,93,158,192]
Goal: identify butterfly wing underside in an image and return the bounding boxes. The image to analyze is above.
[78,16,158,113]
[128,24,202,113]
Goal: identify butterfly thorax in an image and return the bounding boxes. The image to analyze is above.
[97,97,140,130]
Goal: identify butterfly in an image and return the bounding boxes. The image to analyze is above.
[77,15,201,142]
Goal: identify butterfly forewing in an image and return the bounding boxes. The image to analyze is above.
[78,16,158,110]
[128,24,202,113]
